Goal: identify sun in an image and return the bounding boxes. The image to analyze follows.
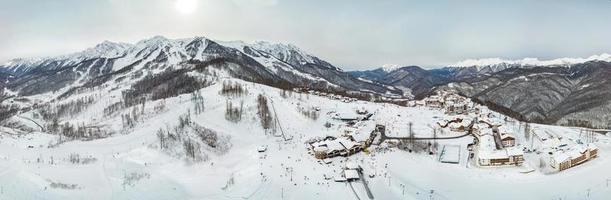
[175,0,197,15]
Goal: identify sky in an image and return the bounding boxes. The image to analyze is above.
[1,0,611,70]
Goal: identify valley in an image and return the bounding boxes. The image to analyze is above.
[1,36,610,200]
[1,75,611,199]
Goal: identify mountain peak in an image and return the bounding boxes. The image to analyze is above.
[136,35,172,46]
[83,40,133,58]
[251,40,304,54]
[380,64,401,72]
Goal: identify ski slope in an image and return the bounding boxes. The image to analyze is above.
[1,78,611,200]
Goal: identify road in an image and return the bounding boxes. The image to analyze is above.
[16,115,45,132]
[356,168,374,199]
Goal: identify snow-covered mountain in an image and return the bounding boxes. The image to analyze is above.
[0,36,400,97]
[351,55,611,128]
[350,66,448,98]
[449,53,611,68]
[2,36,611,200]
[439,61,611,129]
[443,53,611,78]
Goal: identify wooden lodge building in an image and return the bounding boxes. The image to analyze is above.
[550,144,598,171]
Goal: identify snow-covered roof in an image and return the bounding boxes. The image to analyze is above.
[346,162,359,170]
[344,169,360,180]
[257,146,267,152]
[505,147,523,156]
[479,134,521,159]
[479,135,498,153]
[552,153,571,163]
[351,124,375,142]
[311,137,360,152]
[478,133,522,160]
[567,148,584,158]
[449,123,463,129]
[552,143,596,163]
[500,133,515,140]
[332,111,360,120]
[313,146,328,152]
[478,149,509,160]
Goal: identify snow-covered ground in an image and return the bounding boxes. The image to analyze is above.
[1,78,611,200]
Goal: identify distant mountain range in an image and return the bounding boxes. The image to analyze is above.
[350,54,611,129]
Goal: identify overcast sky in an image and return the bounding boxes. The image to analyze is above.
[1,0,611,70]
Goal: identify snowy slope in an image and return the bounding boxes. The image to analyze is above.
[2,74,611,199]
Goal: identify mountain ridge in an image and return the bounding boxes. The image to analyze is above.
[1,36,401,97]
[350,60,611,129]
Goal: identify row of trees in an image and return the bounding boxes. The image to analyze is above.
[39,95,97,121]
[256,94,274,130]
[220,81,247,97]
[299,107,319,120]
[398,139,438,154]
[191,90,205,115]
[564,119,594,128]
[121,105,144,130]
[1,87,16,123]
[103,101,124,117]
[279,89,294,99]
[122,69,212,108]
[397,122,439,154]
[47,120,111,144]
[225,100,244,123]
[0,104,19,123]
[156,112,205,161]
[156,112,231,162]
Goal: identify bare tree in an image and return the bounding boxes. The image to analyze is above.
[191,90,205,115]
[257,94,274,130]
[408,122,415,152]
[524,122,531,141]
[225,100,243,123]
